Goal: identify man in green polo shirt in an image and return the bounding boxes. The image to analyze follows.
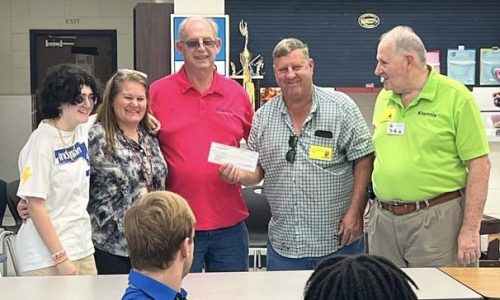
[368,26,491,267]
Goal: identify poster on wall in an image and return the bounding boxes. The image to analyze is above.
[480,48,500,86]
[170,15,229,76]
[447,48,476,85]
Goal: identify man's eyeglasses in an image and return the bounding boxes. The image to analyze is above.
[75,94,98,106]
[183,39,217,49]
[286,135,298,163]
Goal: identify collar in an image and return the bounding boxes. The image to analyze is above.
[176,65,224,96]
[117,126,147,149]
[278,85,319,115]
[128,269,188,300]
[417,65,438,102]
[387,65,437,107]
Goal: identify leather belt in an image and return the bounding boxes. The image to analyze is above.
[378,190,462,216]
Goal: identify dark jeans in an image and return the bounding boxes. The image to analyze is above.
[267,237,365,271]
[190,221,249,272]
[94,247,131,274]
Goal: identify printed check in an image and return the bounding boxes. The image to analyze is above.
[208,142,259,172]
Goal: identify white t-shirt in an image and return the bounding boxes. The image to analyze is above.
[17,119,95,272]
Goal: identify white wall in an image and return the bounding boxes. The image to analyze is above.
[174,0,224,14]
[0,96,32,182]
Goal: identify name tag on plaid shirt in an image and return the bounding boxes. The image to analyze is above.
[309,145,333,161]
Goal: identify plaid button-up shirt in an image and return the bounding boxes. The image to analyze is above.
[248,86,373,257]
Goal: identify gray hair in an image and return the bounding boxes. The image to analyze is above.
[380,26,427,64]
[273,38,310,59]
[178,16,218,41]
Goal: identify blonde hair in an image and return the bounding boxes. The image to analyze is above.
[124,191,196,270]
[96,69,151,151]
[273,38,310,59]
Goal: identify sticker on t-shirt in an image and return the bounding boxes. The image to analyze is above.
[20,166,32,183]
[54,142,88,165]
[380,108,396,122]
[309,145,333,161]
[386,122,405,136]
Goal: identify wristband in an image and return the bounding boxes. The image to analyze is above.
[52,249,67,264]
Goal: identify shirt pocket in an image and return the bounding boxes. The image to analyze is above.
[308,135,336,169]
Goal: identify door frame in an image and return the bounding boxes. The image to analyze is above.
[29,29,117,94]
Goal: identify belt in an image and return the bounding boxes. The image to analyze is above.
[378,190,462,216]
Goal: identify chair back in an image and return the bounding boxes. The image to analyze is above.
[0,179,7,226]
[5,180,22,231]
[242,186,271,248]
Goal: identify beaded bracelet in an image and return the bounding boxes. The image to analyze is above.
[52,249,68,265]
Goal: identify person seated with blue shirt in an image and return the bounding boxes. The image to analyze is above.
[122,191,195,300]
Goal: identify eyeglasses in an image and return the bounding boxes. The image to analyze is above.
[286,135,298,163]
[75,94,98,105]
[182,39,217,49]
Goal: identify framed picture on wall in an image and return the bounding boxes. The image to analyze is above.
[170,15,229,76]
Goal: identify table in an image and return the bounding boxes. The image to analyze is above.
[441,267,500,299]
[0,268,483,300]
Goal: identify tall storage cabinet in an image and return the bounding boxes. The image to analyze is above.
[134,3,174,83]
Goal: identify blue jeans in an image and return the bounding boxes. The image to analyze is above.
[266,237,365,271]
[190,221,249,272]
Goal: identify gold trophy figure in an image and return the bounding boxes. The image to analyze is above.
[239,20,255,108]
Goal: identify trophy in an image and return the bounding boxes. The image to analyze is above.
[239,20,255,107]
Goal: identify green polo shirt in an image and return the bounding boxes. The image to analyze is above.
[372,68,489,201]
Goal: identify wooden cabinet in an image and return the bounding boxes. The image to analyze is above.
[134,3,174,83]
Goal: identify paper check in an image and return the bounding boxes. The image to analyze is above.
[207,142,259,172]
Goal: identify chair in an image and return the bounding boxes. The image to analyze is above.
[0,179,22,276]
[242,186,271,271]
[479,214,500,267]
[0,179,7,226]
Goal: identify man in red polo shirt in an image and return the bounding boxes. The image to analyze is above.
[150,16,254,272]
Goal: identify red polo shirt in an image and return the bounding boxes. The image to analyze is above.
[150,66,253,230]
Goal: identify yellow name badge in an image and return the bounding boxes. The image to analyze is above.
[380,108,396,122]
[309,145,333,161]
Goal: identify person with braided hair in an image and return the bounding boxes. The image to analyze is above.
[304,254,418,300]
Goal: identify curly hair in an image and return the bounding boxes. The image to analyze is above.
[38,64,100,118]
[304,254,418,300]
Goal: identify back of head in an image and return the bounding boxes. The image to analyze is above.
[273,38,310,60]
[124,191,196,271]
[304,254,418,300]
[380,26,427,64]
[38,63,100,119]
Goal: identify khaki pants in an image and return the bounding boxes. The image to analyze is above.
[22,254,97,276]
[368,195,473,267]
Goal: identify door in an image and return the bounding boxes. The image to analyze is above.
[30,30,117,127]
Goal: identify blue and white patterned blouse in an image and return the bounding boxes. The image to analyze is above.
[88,123,168,256]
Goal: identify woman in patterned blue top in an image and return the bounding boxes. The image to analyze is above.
[88,69,168,274]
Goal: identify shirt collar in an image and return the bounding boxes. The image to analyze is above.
[128,269,188,300]
[278,85,319,115]
[417,65,438,102]
[176,65,224,96]
[386,65,437,107]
